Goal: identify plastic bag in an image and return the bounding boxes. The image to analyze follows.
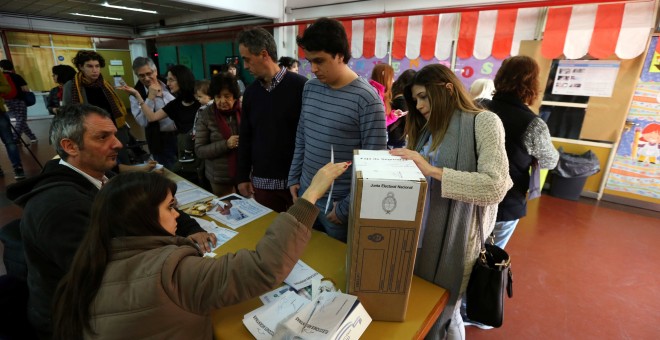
[552,147,600,178]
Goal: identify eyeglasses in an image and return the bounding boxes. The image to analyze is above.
[137,71,154,79]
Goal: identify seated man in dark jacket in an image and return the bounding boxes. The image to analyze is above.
[6,103,217,339]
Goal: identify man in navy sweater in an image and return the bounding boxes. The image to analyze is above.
[237,27,308,212]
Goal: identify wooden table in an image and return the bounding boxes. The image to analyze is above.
[163,172,448,339]
[209,211,449,340]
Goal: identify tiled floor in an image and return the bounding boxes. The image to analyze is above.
[1,118,659,339]
[465,195,659,339]
[0,117,57,225]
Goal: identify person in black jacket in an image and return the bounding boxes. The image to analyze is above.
[46,65,76,115]
[389,69,416,149]
[484,56,559,249]
[6,104,217,339]
[0,59,37,143]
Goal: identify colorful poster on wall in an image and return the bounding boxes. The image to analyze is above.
[298,55,503,93]
[648,42,660,73]
[606,36,660,202]
[552,60,620,97]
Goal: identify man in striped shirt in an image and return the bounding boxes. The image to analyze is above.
[288,18,387,242]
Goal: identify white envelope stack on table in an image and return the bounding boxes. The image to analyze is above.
[242,260,371,340]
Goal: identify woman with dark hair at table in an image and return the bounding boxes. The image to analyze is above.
[53,162,349,339]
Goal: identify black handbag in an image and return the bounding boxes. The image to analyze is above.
[22,91,36,107]
[466,212,513,328]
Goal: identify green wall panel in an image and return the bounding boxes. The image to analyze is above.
[157,46,177,75]
[205,41,233,77]
[178,44,204,80]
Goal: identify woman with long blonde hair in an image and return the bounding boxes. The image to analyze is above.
[390,64,512,340]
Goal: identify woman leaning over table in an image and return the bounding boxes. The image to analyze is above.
[194,72,241,196]
[52,162,349,340]
[390,64,512,340]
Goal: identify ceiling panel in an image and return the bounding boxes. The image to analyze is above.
[0,0,258,27]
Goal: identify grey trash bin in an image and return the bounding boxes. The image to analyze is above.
[549,147,600,201]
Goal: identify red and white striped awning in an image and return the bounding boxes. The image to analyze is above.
[297,1,655,61]
[541,2,655,59]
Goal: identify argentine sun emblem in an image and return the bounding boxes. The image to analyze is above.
[382,191,397,214]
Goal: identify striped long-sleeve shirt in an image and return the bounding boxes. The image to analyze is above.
[288,77,387,223]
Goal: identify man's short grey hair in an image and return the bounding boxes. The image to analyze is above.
[237,27,278,62]
[50,104,111,160]
[132,56,157,72]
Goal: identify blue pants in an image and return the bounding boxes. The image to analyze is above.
[312,197,347,242]
[492,219,520,249]
[0,112,23,169]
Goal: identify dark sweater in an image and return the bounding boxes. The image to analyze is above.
[237,71,308,184]
[162,98,200,133]
[388,95,407,147]
[84,86,115,124]
[484,93,536,221]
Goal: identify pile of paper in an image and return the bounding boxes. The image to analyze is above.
[243,260,371,340]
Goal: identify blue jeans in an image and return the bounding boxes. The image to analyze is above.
[312,197,347,242]
[492,219,519,249]
[0,113,22,169]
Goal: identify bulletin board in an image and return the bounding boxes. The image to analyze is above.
[581,52,647,142]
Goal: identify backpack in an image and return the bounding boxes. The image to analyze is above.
[0,73,19,100]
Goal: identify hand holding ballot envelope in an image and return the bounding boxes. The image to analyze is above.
[301,161,351,205]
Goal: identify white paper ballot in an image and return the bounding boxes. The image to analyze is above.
[243,291,309,339]
[284,260,322,291]
[353,151,424,181]
[175,180,197,193]
[175,188,214,207]
[189,217,238,257]
[272,292,363,339]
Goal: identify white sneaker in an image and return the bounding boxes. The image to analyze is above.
[463,320,494,330]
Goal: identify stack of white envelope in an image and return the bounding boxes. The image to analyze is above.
[244,291,371,340]
[242,260,371,339]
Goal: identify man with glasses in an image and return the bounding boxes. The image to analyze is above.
[123,57,178,169]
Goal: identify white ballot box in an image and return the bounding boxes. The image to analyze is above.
[346,150,427,321]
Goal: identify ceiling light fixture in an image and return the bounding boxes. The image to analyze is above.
[71,13,123,21]
[101,2,158,14]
